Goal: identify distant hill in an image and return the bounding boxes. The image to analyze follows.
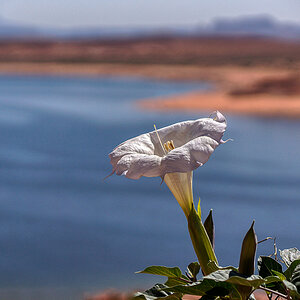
[0,15,300,40]
[0,19,41,38]
[204,15,300,39]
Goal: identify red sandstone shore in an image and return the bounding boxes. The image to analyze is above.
[0,62,299,118]
[0,36,299,118]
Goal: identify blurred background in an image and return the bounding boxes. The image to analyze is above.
[0,1,299,299]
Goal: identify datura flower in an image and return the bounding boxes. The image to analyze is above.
[109,111,227,217]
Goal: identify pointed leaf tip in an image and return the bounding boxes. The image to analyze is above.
[204,209,215,250]
[197,198,201,219]
[239,222,257,277]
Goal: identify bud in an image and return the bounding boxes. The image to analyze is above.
[239,221,257,276]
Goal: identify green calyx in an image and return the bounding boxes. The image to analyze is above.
[187,205,218,276]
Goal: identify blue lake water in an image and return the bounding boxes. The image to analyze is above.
[0,75,299,300]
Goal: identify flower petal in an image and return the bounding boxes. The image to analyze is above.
[109,111,228,179]
[149,111,226,151]
[115,153,162,179]
[164,171,193,217]
[109,133,154,166]
[161,136,219,175]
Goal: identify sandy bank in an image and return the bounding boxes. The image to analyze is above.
[0,62,299,118]
[139,91,300,119]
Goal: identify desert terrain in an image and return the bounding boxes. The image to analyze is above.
[0,36,299,118]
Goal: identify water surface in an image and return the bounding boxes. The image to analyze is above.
[0,75,299,300]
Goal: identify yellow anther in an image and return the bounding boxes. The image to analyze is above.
[170,140,175,150]
[167,141,172,150]
[164,143,169,153]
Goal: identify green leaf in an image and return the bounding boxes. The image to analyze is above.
[238,221,257,277]
[164,278,186,288]
[291,264,300,293]
[164,279,234,297]
[204,210,215,249]
[188,206,218,275]
[133,284,183,300]
[257,256,283,278]
[165,276,242,300]
[264,275,285,284]
[285,259,300,280]
[258,257,287,294]
[226,275,265,288]
[187,262,200,280]
[283,280,300,300]
[137,266,183,278]
[271,270,286,281]
[205,269,264,288]
[197,198,201,219]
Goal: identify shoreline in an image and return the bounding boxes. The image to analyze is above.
[139,91,300,119]
[0,62,299,119]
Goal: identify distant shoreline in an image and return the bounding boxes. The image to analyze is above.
[0,61,299,119]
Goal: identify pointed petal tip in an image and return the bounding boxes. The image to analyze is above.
[209,111,226,123]
[221,138,233,144]
[121,170,128,176]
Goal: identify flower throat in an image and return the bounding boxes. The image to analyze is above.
[153,124,175,155]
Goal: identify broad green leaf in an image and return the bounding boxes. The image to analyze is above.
[226,275,265,288]
[137,266,183,278]
[204,210,215,249]
[133,284,182,300]
[134,291,182,300]
[164,280,233,297]
[165,278,187,288]
[291,264,300,293]
[205,269,264,288]
[187,262,200,279]
[257,256,283,278]
[207,261,221,274]
[285,259,300,280]
[271,270,286,281]
[264,275,285,284]
[283,280,300,300]
[257,257,285,293]
[239,221,257,277]
[164,278,242,300]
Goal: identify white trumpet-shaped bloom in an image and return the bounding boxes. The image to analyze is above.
[109,111,227,179]
[109,111,228,216]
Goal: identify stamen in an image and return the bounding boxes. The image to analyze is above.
[154,124,167,155]
[167,141,172,150]
[163,143,169,153]
[170,140,175,150]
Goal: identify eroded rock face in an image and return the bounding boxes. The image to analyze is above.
[230,74,300,96]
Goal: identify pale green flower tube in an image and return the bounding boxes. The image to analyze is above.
[164,170,218,275]
[164,171,193,218]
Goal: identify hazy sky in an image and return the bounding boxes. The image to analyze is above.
[0,0,299,28]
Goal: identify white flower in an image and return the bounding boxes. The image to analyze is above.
[109,111,227,180]
[109,111,228,217]
[280,248,300,266]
